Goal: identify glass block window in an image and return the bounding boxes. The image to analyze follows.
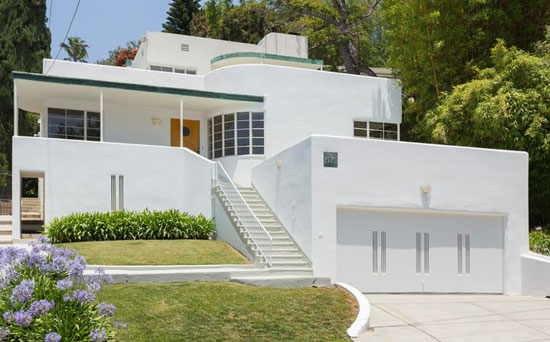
[208,112,264,159]
[48,108,101,141]
[353,120,399,141]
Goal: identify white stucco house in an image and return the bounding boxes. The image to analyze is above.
[11,31,537,295]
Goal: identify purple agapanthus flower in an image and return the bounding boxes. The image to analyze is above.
[89,329,107,342]
[29,299,55,317]
[3,311,13,323]
[44,332,61,342]
[114,320,127,329]
[11,279,35,305]
[98,302,116,317]
[0,327,10,340]
[65,256,86,277]
[67,290,95,304]
[55,278,73,291]
[36,235,50,244]
[13,309,32,327]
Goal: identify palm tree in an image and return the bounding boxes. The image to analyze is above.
[60,37,89,62]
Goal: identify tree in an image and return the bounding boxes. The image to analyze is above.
[283,0,382,76]
[0,0,51,172]
[163,0,201,35]
[96,41,139,66]
[60,36,88,62]
[190,0,290,44]
[220,1,289,44]
[423,40,550,226]
[382,0,550,141]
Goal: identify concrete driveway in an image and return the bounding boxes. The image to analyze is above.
[355,294,550,342]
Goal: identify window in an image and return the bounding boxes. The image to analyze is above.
[416,232,430,274]
[47,108,100,141]
[372,231,387,274]
[353,120,399,141]
[457,234,471,275]
[151,65,197,75]
[207,112,264,159]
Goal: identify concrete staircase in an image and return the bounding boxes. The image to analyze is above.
[0,216,12,245]
[215,185,327,287]
[21,198,42,221]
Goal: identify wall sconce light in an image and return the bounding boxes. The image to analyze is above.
[276,160,283,168]
[420,185,431,208]
[151,118,162,127]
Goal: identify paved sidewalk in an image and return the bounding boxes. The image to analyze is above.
[355,294,550,342]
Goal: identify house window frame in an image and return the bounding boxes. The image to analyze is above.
[207,111,264,160]
[150,64,197,75]
[46,107,101,141]
[353,120,400,141]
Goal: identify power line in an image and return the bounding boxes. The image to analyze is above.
[45,0,82,75]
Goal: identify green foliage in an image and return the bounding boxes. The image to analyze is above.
[424,41,550,226]
[60,36,88,62]
[382,0,550,141]
[530,229,550,256]
[46,210,216,243]
[0,0,51,171]
[285,0,383,75]
[163,0,201,35]
[191,0,289,44]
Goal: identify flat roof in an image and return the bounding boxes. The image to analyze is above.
[13,71,264,103]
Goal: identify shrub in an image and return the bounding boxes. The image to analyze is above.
[45,210,216,243]
[0,236,119,341]
[530,228,550,256]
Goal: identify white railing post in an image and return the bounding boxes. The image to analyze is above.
[100,88,104,142]
[13,80,18,137]
[213,162,272,266]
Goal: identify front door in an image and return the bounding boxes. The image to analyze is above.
[171,119,200,153]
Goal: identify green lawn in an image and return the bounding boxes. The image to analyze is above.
[56,240,250,265]
[98,282,357,342]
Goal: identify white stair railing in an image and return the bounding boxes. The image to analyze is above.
[213,161,272,266]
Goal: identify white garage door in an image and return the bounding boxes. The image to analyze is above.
[336,208,503,293]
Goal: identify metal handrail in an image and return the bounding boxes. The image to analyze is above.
[213,161,272,266]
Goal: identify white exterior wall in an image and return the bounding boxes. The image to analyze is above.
[207,65,402,185]
[134,31,308,75]
[252,135,529,294]
[11,137,213,238]
[521,253,550,297]
[43,60,205,90]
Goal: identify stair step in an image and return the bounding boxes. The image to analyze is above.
[271,260,310,267]
[230,275,330,288]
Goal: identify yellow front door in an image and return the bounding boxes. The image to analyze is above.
[171,119,200,153]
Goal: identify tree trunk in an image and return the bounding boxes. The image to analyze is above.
[338,41,377,76]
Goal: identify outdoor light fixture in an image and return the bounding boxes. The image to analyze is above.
[151,118,162,127]
[420,185,431,208]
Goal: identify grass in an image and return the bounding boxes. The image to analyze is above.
[56,240,250,265]
[98,282,357,342]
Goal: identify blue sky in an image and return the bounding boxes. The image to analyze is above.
[47,0,171,63]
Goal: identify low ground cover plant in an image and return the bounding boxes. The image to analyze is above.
[46,210,215,243]
[0,236,119,341]
[530,227,550,256]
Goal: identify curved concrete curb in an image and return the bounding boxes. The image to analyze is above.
[335,282,371,338]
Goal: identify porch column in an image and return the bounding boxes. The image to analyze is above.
[179,96,184,148]
[100,88,104,142]
[13,80,18,136]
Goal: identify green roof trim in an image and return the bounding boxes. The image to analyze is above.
[211,52,323,66]
[12,71,264,103]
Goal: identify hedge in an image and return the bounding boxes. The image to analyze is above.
[45,210,215,243]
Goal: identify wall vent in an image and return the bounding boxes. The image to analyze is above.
[181,44,189,52]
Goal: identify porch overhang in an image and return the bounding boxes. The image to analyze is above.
[13,71,264,114]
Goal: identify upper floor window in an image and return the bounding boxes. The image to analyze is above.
[150,65,196,75]
[354,120,399,141]
[207,112,264,159]
[47,108,100,141]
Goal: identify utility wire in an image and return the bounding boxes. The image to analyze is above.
[45,0,82,75]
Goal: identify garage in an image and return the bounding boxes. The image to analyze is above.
[336,208,504,293]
